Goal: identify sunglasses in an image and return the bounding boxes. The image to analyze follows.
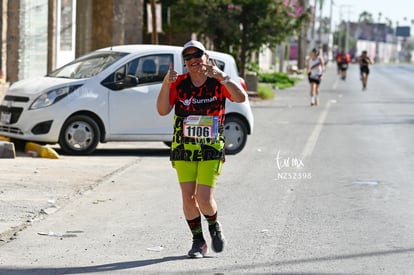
[183,51,205,61]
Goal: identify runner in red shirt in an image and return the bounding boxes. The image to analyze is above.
[157,40,246,258]
[336,50,351,80]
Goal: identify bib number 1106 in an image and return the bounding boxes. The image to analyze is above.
[185,125,212,138]
[183,115,218,139]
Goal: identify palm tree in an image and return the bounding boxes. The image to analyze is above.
[358,11,373,23]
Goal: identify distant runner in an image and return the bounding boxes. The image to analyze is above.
[306,48,325,106]
[336,50,351,80]
[359,50,373,91]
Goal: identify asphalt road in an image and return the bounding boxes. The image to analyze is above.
[1,62,414,274]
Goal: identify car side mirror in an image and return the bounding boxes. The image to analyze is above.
[102,74,139,91]
[123,75,139,88]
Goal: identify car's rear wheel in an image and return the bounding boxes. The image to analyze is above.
[59,115,100,155]
[224,115,248,155]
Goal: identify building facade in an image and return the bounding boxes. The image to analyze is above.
[0,0,144,83]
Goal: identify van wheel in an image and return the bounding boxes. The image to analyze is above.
[59,115,100,155]
[224,115,248,155]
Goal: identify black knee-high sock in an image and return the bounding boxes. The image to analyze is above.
[187,216,204,241]
[204,212,218,230]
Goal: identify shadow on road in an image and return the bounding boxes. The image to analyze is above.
[0,255,188,275]
[1,247,413,274]
[14,147,171,158]
[65,147,171,157]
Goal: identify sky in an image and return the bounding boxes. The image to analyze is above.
[321,0,413,27]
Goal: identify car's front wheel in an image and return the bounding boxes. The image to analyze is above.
[59,115,100,155]
[224,115,248,155]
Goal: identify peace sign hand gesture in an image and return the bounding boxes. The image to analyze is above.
[200,59,225,80]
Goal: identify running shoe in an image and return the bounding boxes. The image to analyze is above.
[209,222,226,253]
[187,239,208,258]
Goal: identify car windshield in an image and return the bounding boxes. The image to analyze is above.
[47,51,129,79]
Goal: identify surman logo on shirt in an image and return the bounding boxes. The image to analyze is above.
[180,96,217,106]
[180,97,194,106]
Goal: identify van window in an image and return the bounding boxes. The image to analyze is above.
[48,52,127,79]
[212,59,225,71]
[128,54,173,85]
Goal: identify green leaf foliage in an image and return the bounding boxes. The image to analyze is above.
[168,0,312,76]
[257,84,275,99]
[258,72,300,89]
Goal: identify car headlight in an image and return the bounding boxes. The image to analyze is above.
[30,85,82,110]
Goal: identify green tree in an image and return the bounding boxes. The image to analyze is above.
[358,11,374,23]
[169,0,311,76]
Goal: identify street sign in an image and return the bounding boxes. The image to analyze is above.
[396,26,410,37]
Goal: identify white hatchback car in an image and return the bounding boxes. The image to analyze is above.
[0,45,254,155]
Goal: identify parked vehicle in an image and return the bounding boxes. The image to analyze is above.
[0,45,254,155]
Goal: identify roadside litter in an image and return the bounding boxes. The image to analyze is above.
[146,245,165,252]
[37,230,84,238]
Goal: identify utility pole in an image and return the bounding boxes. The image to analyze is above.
[150,0,158,44]
[0,0,6,83]
[47,0,57,73]
[297,0,309,70]
[339,4,351,53]
[375,12,382,63]
[6,0,20,83]
[310,0,317,49]
[327,0,334,60]
[318,0,323,52]
[345,18,349,53]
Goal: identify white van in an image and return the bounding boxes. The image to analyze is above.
[0,45,254,155]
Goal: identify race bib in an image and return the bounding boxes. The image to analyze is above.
[183,115,219,139]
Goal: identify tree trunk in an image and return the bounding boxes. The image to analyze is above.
[239,22,248,77]
[297,0,309,70]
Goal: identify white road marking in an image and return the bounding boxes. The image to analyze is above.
[301,100,332,158]
[332,78,339,90]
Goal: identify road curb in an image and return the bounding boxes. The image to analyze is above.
[25,142,60,159]
[0,137,60,159]
[0,140,15,158]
